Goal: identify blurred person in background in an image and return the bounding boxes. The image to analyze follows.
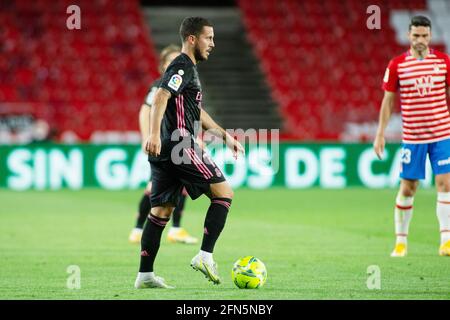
[128,44,198,245]
[0,115,53,144]
[31,118,53,143]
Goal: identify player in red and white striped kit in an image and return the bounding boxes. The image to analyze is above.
[374,16,450,257]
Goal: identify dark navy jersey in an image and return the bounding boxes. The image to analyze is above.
[158,53,203,141]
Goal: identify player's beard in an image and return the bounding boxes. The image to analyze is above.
[194,45,207,62]
[414,43,427,53]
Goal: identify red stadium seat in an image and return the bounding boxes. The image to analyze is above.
[1,0,159,140]
[237,0,441,140]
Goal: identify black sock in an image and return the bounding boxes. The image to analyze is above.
[172,195,186,228]
[201,198,232,253]
[136,193,151,229]
[139,214,170,272]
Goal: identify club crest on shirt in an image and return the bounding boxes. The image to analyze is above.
[414,75,433,97]
[168,74,183,91]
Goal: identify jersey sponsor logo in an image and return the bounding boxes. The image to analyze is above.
[438,157,450,166]
[383,68,390,83]
[168,74,183,91]
[414,75,434,97]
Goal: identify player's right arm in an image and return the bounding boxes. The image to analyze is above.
[147,58,192,156]
[146,88,171,156]
[373,91,396,160]
[374,58,399,160]
[140,86,158,154]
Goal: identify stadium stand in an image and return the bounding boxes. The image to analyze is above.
[1,0,448,142]
[0,0,159,142]
[238,0,447,140]
[143,7,282,135]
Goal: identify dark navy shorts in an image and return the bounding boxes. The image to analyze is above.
[149,143,225,207]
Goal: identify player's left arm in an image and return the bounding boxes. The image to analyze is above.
[200,109,245,158]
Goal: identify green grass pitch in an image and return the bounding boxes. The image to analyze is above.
[0,188,449,300]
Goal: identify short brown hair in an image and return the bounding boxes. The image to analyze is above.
[179,17,213,42]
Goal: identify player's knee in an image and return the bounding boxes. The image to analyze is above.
[210,182,234,199]
[150,206,173,219]
[226,188,234,199]
[219,187,233,199]
[400,180,418,197]
[212,190,233,199]
[401,189,415,197]
[436,180,450,193]
[401,189,416,197]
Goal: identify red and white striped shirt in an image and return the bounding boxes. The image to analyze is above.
[382,49,450,144]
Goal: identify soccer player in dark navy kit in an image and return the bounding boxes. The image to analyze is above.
[128,44,198,246]
[135,17,244,289]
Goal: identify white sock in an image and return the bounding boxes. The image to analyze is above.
[437,192,450,245]
[199,250,213,263]
[133,227,143,233]
[137,272,154,280]
[394,195,414,245]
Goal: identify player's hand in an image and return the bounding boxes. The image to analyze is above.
[373,134,385,160]
[142,140,149,154]
[146,134,161,157]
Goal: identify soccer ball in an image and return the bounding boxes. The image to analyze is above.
[231,256,267,289]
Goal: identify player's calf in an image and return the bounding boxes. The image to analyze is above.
[390,193,414,257]
[437,191,450,255]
